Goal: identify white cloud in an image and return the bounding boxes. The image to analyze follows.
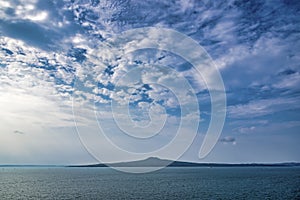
[273,72,300,90]
[0,0,299,164]
[228,97,300,118]
[238,126,256,134]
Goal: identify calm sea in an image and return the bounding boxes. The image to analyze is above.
[0,167,299,199]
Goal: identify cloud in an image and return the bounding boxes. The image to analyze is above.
[13,130,25,135]
[0,0,83,51]
[227,97,300,119]
[219,136,236,145]
[273,72,300,90]
[237,126,256,134]
[0,0,299,164]
[0,20,58,50]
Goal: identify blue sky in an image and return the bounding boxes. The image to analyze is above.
[0,0,299,164]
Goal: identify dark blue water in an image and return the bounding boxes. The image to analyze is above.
[0,167,299,199]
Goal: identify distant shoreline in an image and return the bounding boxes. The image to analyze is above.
[2,157,300,168]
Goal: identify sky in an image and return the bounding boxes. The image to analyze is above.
[0,0,299,165]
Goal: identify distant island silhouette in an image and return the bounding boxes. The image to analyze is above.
[1,157,299,168]
[68,157,300,168]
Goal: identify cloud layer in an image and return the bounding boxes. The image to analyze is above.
[0,0,299,164]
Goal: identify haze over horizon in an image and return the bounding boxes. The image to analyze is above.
[0,0,299,165]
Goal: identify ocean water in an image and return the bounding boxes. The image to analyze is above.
[0,167,299,199]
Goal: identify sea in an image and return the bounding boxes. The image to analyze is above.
[0,167,299,199]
